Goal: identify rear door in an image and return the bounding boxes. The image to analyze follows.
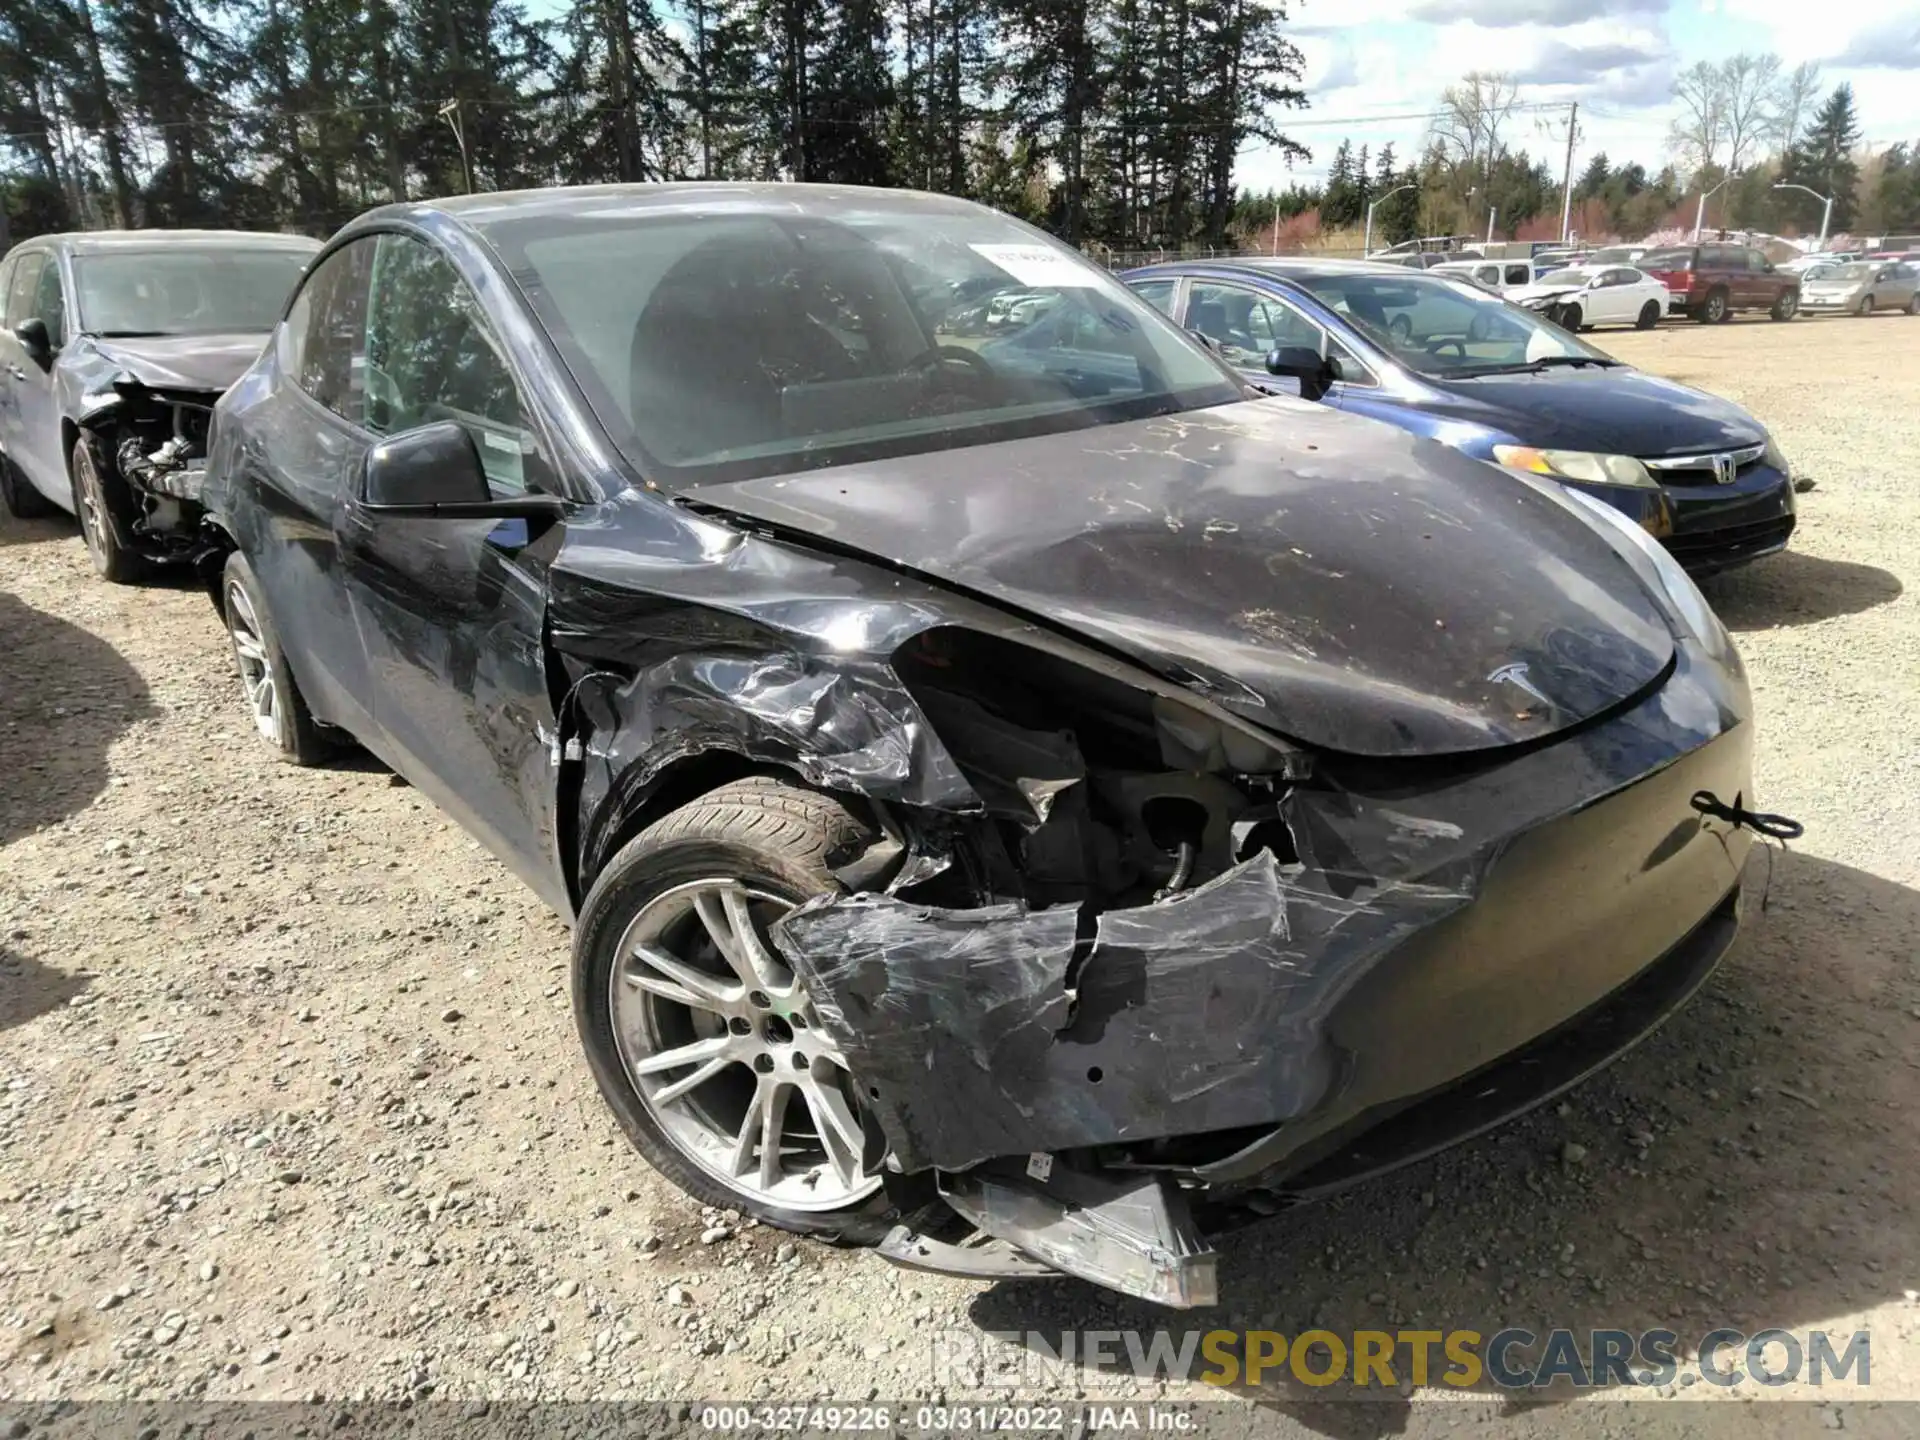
[335,230,567,909]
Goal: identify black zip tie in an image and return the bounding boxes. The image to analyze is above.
[1690,791,1804,841]
[1692,791,1803,912]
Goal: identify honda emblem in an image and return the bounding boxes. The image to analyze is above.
[1711,453,1736,485]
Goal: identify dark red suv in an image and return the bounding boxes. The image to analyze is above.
[1639,244,1800,323]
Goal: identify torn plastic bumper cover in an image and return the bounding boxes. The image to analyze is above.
[773,850,1470,1173]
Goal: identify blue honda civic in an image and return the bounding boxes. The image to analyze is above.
[1122,258,1797,573]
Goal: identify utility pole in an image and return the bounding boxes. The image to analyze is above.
[1558,101,1578,244]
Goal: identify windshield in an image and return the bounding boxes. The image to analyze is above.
[74,249,313,336]
[1638,249,1694,272]
[1536,268,1591,286]
[1827,264,1874,281]
[1288,270,1613,377]
[1588,248,1634,263]
[490,204,1240,487]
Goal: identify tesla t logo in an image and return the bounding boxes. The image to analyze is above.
[1488,662,1554,709]
[1711,453,1737,485]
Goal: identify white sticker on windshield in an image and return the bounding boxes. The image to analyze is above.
[969,243,1099,288]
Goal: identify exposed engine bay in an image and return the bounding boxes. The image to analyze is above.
[80,379,218,560]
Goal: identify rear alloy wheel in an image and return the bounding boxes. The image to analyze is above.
[0,452,56,519]
[1770,290,1798,322]
[1857,294,1875,317]
[70,438,141,583]
[1636,300,1661,330]
[1697,289,1729,324]
[574,777,916,1239]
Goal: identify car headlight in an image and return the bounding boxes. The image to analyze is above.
[1494,445,1658,490]
[1561,486,1721,646]
[1763,433,1791,475]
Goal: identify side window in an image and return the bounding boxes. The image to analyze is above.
[1129,279,1176,317]
[364,233,538,496]
[285,239,375,424]
[5,254,44,327]
[29,255,66,345]
[1185,282,1286,366]
[1505,264,1531,286]
[1476,266,1500,287]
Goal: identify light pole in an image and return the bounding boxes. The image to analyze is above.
[1773,182,1834,249]
[1692,175,1731,241]
[1486,206,1498,245]
[1363,184,1415,257]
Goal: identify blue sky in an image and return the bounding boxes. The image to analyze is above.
[1240,1,1920,190]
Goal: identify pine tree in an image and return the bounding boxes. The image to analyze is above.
[1788,83,1862,232]
[1577,151,1609,201]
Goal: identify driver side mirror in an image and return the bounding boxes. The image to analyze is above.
[1265,345,1338,401]
[362,421,566,519]
[14,317,52,367]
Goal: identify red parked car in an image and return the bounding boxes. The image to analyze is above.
[1638,243,1801,323]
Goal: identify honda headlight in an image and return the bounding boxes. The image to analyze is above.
[1763,433,1791,476]
[1562,487,1720,646]
[1495,445,1658,490]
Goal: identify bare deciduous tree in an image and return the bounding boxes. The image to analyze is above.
[1670,59,1727,177]
[1722,52,1780,170]
[1432,71,1518,174]
[1771,60,1822,153]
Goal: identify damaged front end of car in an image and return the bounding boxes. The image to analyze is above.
[75,371,220,562]
[544,484,1756,1308]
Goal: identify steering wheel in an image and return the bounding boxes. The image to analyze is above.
[1466,312,1495,343]
[907,344,1001,412]
[1387,314,1414,343]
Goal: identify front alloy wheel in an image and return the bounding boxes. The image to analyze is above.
[611,878,878,1211]
[71,439,140,583]
[226,581,281,742]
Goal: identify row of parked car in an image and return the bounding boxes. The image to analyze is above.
[0,188,1784,1306]
[1405,241,1920,327]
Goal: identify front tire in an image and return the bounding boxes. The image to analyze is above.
[1559,303,1583,332]
[1857,295,1875,317]
[1636,301,1661,330]
[70,438,142,583]
[574,777,911,1241]
[1697,288,1728,324]
[222,552,333,765]
[0,453,57,519]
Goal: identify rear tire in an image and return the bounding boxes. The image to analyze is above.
[221,552,333,765]
[70,437,143,583]
[0,453,56,519]
[1770,291,1798,322]
[573,776,924,1243]
[1636,301,1661,330]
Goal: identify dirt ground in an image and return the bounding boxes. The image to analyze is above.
[3,313,1918,1435]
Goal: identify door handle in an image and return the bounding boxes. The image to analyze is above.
[5,365,25,381]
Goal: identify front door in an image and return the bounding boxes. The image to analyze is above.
[335,230,567,910]
[2,251,71,505]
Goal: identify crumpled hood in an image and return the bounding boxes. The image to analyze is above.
[1415,366,1767,457]
[1507,281,1588,304]
[79,332,270,393]
[685,399,1677,758]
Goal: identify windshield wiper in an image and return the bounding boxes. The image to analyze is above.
[95,330,175,338]
[1455,355,1620,376]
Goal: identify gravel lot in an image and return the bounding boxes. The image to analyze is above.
[3,315,1917,1434]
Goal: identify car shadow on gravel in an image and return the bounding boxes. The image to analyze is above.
[0,949,88,1033]
[0,513,77,551]
[0,590,156,847]
[1701,551,1904,630]
[966,848,1919,1434]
